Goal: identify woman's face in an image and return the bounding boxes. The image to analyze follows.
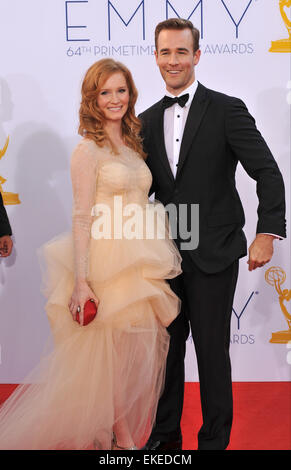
[97,72,130,123]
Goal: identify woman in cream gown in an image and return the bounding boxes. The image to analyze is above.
[0,59,182,450]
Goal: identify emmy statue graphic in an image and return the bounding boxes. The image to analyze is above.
[265,267,291,343]
[0,136,20,205]
[269,0,291,52]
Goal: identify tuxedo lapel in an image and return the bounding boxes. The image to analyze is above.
[176,83,210,179]
[153,103,175,183]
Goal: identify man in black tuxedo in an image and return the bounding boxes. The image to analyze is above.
[139,19,286,450]
[0,191,13,257]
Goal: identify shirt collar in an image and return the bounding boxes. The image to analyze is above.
[165,79,198,107]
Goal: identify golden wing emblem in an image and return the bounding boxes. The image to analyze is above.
[0,136,9,159]
[0,136,21,205]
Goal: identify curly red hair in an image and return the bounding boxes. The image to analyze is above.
[78,59,146,159]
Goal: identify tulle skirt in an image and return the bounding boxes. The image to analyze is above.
[0,206,182,450]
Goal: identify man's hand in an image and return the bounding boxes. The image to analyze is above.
[0,235,13,257]
[247,234,276,271]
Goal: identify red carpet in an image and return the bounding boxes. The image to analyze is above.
[182,382,291,450]
[1,382,290,450]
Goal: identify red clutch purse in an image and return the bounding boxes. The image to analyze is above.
[76,299,98,326]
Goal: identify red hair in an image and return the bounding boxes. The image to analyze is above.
[78,59,146,158]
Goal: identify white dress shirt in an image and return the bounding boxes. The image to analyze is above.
[163,80,198,178]
[162,80,281,240]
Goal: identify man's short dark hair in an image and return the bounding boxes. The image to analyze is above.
[155,18,200,53]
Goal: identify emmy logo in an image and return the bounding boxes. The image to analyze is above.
[269,0,291,52]
[265,267,291,344]
[0,136,20,205]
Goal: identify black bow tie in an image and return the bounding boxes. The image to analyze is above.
[162,93,189,110]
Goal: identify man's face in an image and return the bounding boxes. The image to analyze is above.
[155,28,201,96]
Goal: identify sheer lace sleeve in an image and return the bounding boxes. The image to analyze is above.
[70,139,98,281]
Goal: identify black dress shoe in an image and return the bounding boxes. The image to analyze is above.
[141,437,182,451]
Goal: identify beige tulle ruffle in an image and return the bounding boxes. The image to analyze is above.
[0,205,182,450]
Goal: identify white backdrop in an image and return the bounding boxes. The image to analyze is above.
[0,0,290,382]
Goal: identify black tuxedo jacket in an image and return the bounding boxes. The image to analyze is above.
[139,82,286,274]
[0,191,12,237]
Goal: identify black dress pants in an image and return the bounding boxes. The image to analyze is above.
[149,259,239,450]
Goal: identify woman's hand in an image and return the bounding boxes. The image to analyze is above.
[68,279,99,326]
